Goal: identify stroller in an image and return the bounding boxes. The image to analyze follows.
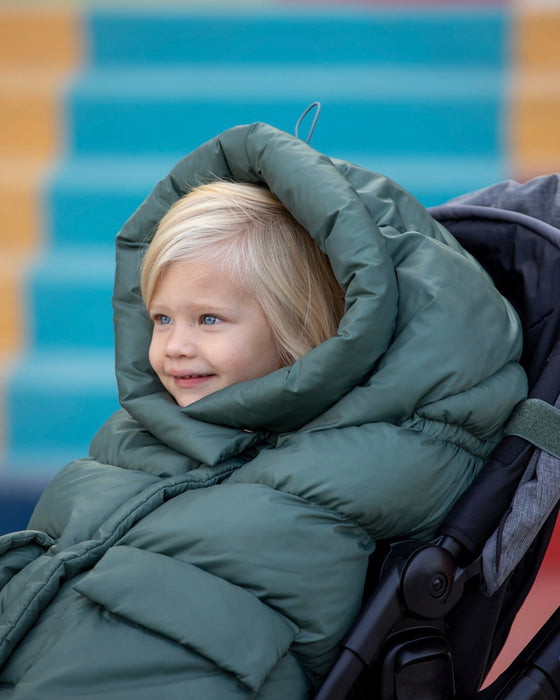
[315,175,560,699]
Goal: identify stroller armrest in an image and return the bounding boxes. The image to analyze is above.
[314,537,481,700]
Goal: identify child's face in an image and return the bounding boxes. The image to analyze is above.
[147,260,284,408]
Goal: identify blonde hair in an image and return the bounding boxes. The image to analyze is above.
[140,180,345,366]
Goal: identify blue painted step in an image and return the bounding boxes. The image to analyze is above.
[346,154,506,207]
[87,6,507,68]
[27,250,114,349]
[46,156,177,249]
[3,350,118,475]
[66,66,505,157]
[46,153,506,254]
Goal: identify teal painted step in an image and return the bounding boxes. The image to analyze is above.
[26,250,114,349]
[66,66,506,157]
[2,350,118,475]
[344,154,506,206]
[46,156,177,249]
[46,154,506,251]
[87,6,507,68]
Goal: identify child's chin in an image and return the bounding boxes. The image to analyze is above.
[175,390,212,408]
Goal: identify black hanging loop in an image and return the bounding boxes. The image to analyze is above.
[295,102,322,144]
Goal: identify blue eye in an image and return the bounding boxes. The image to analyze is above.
[158,314,172,325]
[201,315,220,326]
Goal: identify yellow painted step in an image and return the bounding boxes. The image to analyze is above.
[510,71,560,180]
[0,254,28,362]
[0,159,46,254]
[515,6,560,69]
[0,6,81,69]
[0,5,81,241]
[0,160,46,358]
[0,70,67,161]
[0,251,28,456]
[511,6,560,180]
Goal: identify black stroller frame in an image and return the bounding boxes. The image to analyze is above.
[315,177,560,700]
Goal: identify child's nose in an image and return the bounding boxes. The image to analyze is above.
[165,324,197,358]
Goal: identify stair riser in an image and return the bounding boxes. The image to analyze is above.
[88,10,507,68]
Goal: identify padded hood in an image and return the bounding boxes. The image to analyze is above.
[113,122,524,466]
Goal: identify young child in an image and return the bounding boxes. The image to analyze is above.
[0,123,527,699]
[141,180,345,408]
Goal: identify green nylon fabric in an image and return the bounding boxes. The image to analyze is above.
[505,398,560,459]
[0,124,527,699]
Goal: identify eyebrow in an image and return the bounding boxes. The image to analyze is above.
[148,299,239,314]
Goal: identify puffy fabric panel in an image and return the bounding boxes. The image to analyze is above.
[0,532,54,592]
[0,582,260,699]
[28,459,160,543]
[74,545,298,692]
[117,482,372,680]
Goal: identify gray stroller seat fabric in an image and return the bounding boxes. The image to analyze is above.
[448,174,560,228]
[450,173,560,596]
[483,394,560,596]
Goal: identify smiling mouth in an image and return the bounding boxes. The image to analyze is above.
[172,374,215,388]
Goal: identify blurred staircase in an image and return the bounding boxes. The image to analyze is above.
[0,6,84,526]
[1,3,511,529]
[0,6,80,364]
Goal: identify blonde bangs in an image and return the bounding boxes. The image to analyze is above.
[140,180,345,365]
